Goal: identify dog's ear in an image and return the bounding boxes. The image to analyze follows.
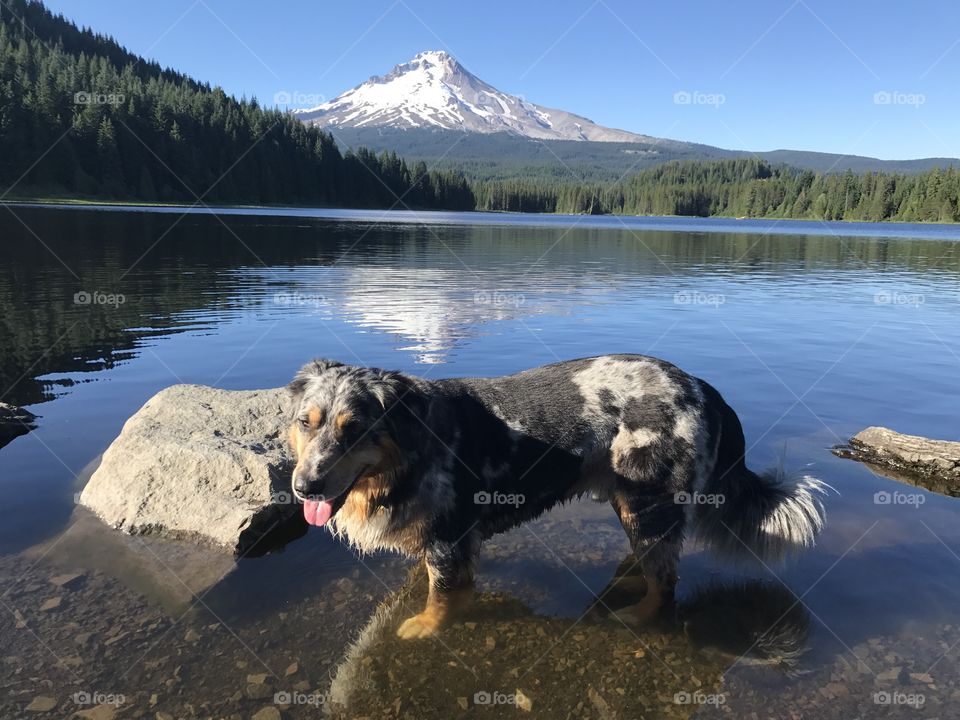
[367,369,408,410]
[287,358,344,404]
[370,370,423,454]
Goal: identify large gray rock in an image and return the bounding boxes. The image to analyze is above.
[79,385,305,555]
[0,402,37,449]
[834,426,960,495]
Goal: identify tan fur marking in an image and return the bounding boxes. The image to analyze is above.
[373,435,403,474]
[397,563,474,639]
[332,411,355,442]
[327,436,429,556]
[340,472,392,523]
[612,573,666,626]
[289,406,323,469]
[335,436,404,522]
[288,425,300,460]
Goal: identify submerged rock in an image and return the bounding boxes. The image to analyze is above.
[27,507,237,615]
[0,401,37,449]
[24,695,57,712]
[78,384,305,555]
[834,426,960,495]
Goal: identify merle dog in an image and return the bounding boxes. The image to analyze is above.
[287,355,826,639]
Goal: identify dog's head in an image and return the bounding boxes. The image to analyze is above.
[286,359,412,525]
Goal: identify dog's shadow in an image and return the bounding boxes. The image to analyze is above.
[324,557,812,718]
[583,554,811,673]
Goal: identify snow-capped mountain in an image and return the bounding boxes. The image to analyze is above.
[294,50,652,143]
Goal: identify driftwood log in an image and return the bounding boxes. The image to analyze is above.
[833,426,960,496]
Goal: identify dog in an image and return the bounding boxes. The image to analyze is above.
[287,355,827,639]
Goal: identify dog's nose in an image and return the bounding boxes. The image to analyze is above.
[293,472,316,496]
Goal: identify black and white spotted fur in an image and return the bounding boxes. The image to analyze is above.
[288,355,827,617]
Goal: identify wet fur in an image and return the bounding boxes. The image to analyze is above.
[287,355,827,636]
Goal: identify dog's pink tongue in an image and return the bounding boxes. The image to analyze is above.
[303,499,333,527]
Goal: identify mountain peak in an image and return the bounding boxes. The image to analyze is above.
[295,51,647,143]
[384,49,466,82]
[410,49,454,65]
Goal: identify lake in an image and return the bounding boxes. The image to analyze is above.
[1,204,959,718]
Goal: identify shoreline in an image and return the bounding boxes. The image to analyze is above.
[3,196,959,228]
[6,198,960,244]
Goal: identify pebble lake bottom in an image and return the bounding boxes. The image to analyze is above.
[1,205,959,718]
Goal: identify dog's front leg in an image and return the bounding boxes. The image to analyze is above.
[397,539,475,639]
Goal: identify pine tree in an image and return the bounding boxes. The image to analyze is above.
[95,115,123,194]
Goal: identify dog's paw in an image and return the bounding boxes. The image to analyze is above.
[611,597,661,627]
[396,612,441,639]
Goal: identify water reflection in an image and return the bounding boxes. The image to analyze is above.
[257,263,613,364]
[679,581,811,674]
[2,205,959,404]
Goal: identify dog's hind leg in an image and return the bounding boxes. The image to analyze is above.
[613,530,682,626]
[607,411,700,625]
[397,534,478,639]
[609,489,685,626]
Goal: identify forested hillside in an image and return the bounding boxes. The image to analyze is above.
[0,0,474,208]
[332,127,959,182]
[474,159,960,222]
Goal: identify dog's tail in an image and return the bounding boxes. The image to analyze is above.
[690,387,828,564]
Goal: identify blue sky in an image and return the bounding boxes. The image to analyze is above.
[42,0,960,160]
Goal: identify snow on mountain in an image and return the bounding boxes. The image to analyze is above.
[294,50,651,143]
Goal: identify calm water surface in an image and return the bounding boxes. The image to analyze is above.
[1,205,959,718]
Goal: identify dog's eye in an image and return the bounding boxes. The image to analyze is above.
[298,416,310,430]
